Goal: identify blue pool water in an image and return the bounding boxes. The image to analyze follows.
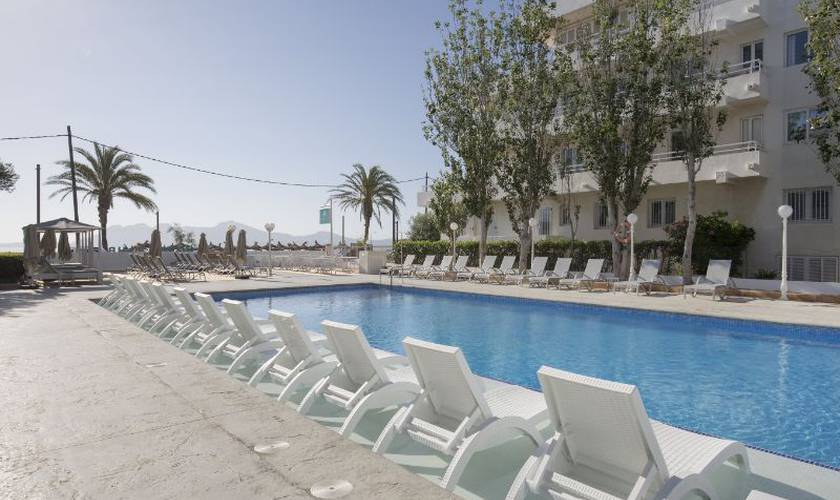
[214,284,840,468]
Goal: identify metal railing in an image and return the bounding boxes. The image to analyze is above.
[723,59,762,78]
[651,140,761,163]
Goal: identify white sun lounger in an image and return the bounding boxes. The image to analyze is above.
[528,258,572,288]
[430,255,467,280]
[420,255,451,279]
[505,256,548,285]
[186,293,244,357]
[374,338,547,492]
[298,320,421,438]
[411,255,436,279]
[382,254,415,277]
[684,260,732,300]
[246,310,339,402]
[457,255,497,280]
[474,255,516,283]
[557,258,605,290]
[612,259,662,295]
[507,366,750,500]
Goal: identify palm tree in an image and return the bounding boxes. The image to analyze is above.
[47,143,157,249]
[331,163,403,246]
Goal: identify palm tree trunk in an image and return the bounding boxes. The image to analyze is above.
[683,155,698,284]
[98,205,109,250]
[363,218,371,249]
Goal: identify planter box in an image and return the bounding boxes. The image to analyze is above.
[358,251,387,275]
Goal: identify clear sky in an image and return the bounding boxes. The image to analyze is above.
[0,0,450,244]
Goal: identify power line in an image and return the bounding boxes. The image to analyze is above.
[1,130,430,187]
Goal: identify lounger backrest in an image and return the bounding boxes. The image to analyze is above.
[438,255,453,269]
[637,259,660,282]
[554,258,572,278]
[321,320,388,387]
[453,255,468,270]
[403,254,415,267]
[531,256,548,275]
[706,259,731,285]
[498,255,515,272]
[537,366,669,485]
[138,281,161,306]
[420,255,435,268]
[482,255,497,271]
[194,292,229,330]
[151,283,179,311]
[221,299,263,342]
[403,337,491,422]
[173,287,202,319]
[269,310,321,364]
[582,258,605,279]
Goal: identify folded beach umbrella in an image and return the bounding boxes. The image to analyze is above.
[236,229,247,263]
[150,229,162,258]
[197,233,208,257]
[40,229,56,259]
[224,225,235,256]
[58,232,73,262]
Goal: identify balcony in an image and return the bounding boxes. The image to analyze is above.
[721,59,767,106]
[559,141,765,193]
[708,0,766,36]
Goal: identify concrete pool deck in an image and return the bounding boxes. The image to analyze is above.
[1,271,839,499]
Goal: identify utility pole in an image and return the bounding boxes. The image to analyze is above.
[424,172,429,214]
[329,197,334,254]
[36,164,41,224]
[156,211,160,232]
[341,215,345,246]
[392,196,397,245]
[66,126,79,222]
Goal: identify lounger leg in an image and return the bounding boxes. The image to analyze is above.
[440,418,542,491]
[338,383,420,438]
[276,362,337,402]
[297,376,330,415]
[371,406,409,454]
[248,351,283,387]
[205,339,233,365]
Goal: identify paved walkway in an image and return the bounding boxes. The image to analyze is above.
[2,272,839,499]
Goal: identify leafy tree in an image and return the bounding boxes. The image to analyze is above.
[0,158,19,193]
[428,173,468,242]
[660,0,727,283]
[557,160,582,256]
[407,212,441,241]
[799,0,840,182]
[331,163,403,247]
[47,143,157,249]
[495,0,563,269]
[167,223,196,250]
[424,0,507,262]
[559,0,669,277]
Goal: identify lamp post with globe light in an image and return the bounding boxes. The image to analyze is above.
[528,217,537,267]
[264,222,275,277]
[626,213,638,280]
[777,205,793,300]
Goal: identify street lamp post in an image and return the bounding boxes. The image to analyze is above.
[264,222,275,277]
[626,213,638,281]
[777,205,793,300]
[528,217,537,268]
[449,222,459,270]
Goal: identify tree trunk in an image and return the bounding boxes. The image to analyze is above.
[607,198,624,278]
[363,218,370,249]
[683,156,698,284]
[518,228,531,272]
[478,211,488,263]
[98,205,108,250]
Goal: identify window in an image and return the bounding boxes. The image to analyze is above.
[786,30,809,66]
[741,40,763,68]
[784,187,832,222]
[561,147,579,167]
[648,199,676,227]
[782,256,839,282]
[740,115,763,145]
[670,130,686,152]
[786,108,826,143]
[538,207,551,236]
[559,206,571,226]
[594,200,609,229]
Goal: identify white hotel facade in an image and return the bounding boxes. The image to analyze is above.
[459,0,839,281]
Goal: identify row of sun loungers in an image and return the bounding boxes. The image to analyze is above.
[127,252,267,281]
[387,254,734,300]
[98,276,752,498]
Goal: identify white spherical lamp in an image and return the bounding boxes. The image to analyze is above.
[777,205,793,219]
[264,222,275,232]
[528,217,537,228]
[449,222,459,232]
[626,213,638,225]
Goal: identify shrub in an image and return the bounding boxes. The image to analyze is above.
[406,213,441,241]
[664,211,755,276]
[0,252,24,283]
[753,268,778,280]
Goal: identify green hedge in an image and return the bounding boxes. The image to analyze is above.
[0,252,24,283]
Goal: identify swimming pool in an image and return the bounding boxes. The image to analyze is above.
[214,284,840,468]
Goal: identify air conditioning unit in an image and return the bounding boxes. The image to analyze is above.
[715,170,733,184]
[746,162,760,172]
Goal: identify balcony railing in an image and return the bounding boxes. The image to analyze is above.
[722,59,762,79]
[559,140,761,173]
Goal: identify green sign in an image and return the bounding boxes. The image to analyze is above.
[319,207,331,224]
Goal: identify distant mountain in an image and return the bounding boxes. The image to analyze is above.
[104,221,349,248]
